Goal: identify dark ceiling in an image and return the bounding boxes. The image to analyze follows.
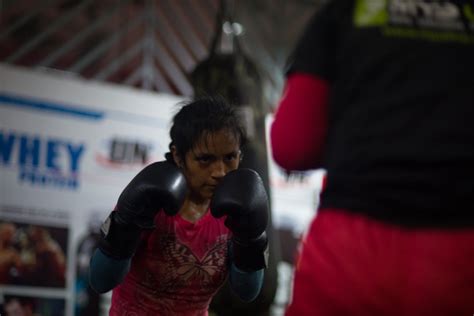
[0,0,321,109]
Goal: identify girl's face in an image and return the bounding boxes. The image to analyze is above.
[175,129,241,203]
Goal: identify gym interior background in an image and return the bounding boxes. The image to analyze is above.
[0,1,325,315]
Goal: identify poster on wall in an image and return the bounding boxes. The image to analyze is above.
[0,63,183,316]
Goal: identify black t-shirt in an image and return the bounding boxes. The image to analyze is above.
[289,0,474,227]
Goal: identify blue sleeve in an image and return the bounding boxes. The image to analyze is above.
[88,248,131,294]
[228,262,264,302]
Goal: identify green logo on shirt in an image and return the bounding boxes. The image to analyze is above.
[464,4,474,21]
[354,0,388,27]
[353,0,474,43]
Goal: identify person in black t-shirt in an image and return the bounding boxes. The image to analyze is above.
[271,1,474,315]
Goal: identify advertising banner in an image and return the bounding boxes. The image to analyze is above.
[0,64,182,316]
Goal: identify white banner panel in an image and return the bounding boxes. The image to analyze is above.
[0,64,183,316]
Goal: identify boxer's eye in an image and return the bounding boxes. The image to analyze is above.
[224,153,238,162]
[196,154,213,164]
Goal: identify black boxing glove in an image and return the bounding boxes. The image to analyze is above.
[99,161,187,259]
[210,168,269,272]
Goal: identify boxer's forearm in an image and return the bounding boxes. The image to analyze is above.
[89,248,131,293]
[229,262,264,302]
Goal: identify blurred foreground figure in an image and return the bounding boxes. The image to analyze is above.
[271,1,474,315]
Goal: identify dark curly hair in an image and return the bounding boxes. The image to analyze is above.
[165,95,247,165]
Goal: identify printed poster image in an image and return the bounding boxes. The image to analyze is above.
[0,220,68,289]
[0,294,65,316]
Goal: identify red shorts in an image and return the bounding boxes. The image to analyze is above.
[285,209,474,316]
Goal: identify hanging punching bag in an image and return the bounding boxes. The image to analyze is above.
[190,2,280,316]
